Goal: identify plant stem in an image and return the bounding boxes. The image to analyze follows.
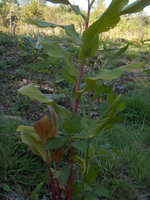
[84,138,90,182]
[47,166,57,200]
[73,64,84,113]
[56,163,62,200]
[66,144,74,200]
[67,1,93,199]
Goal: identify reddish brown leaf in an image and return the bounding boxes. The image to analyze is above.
[52,148,64,163]
[33,115,57,145]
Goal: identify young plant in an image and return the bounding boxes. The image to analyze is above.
[17,0,149,199]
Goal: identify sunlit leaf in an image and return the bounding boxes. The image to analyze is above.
[79,0,129,60]
[24,19,81,45]
[19,84,71,118]
[88,62,144,81]
[17,125,48,162]
[19,83,53,105]
[120,0,150,15]
[33,115,57,145]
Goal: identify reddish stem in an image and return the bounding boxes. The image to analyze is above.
[67,1,92,199]
[47,166,57,200]
[56,163,62,200]
[73,64,84,113]
[66,145,74,200]
[85,0,91,29]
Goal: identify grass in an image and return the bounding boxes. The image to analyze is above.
[0,114,47,199]
[95,124,150,200]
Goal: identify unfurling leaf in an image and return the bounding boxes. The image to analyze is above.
[33,115,57,145]
[52,148,64,163]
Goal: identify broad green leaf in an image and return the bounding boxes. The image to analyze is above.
[76,80,112,98]
[78,95,124,139]
[120,0,150,15]
[19,84,71,118]
[110,44,129,60]
[81,192,99,200]
[86,166,97,184]
[94,185,110,198]
[72,140,88,153]
[79,0,129,60]
[54,165,70,186]
[24,19,81,45]
[43,136,68,150]
[53,103,71,119]
[17,125,47,162]
[62,24,81,45]
[88,62,144,81]
[19,84,53,105]
[63,113,82,134]
[46,0,69,4]
[31,182,44,200]
[38,38,77,83]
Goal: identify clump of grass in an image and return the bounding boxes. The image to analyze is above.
[95,124,150,200]
[0,114,47,199]
[122,86,150,124]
